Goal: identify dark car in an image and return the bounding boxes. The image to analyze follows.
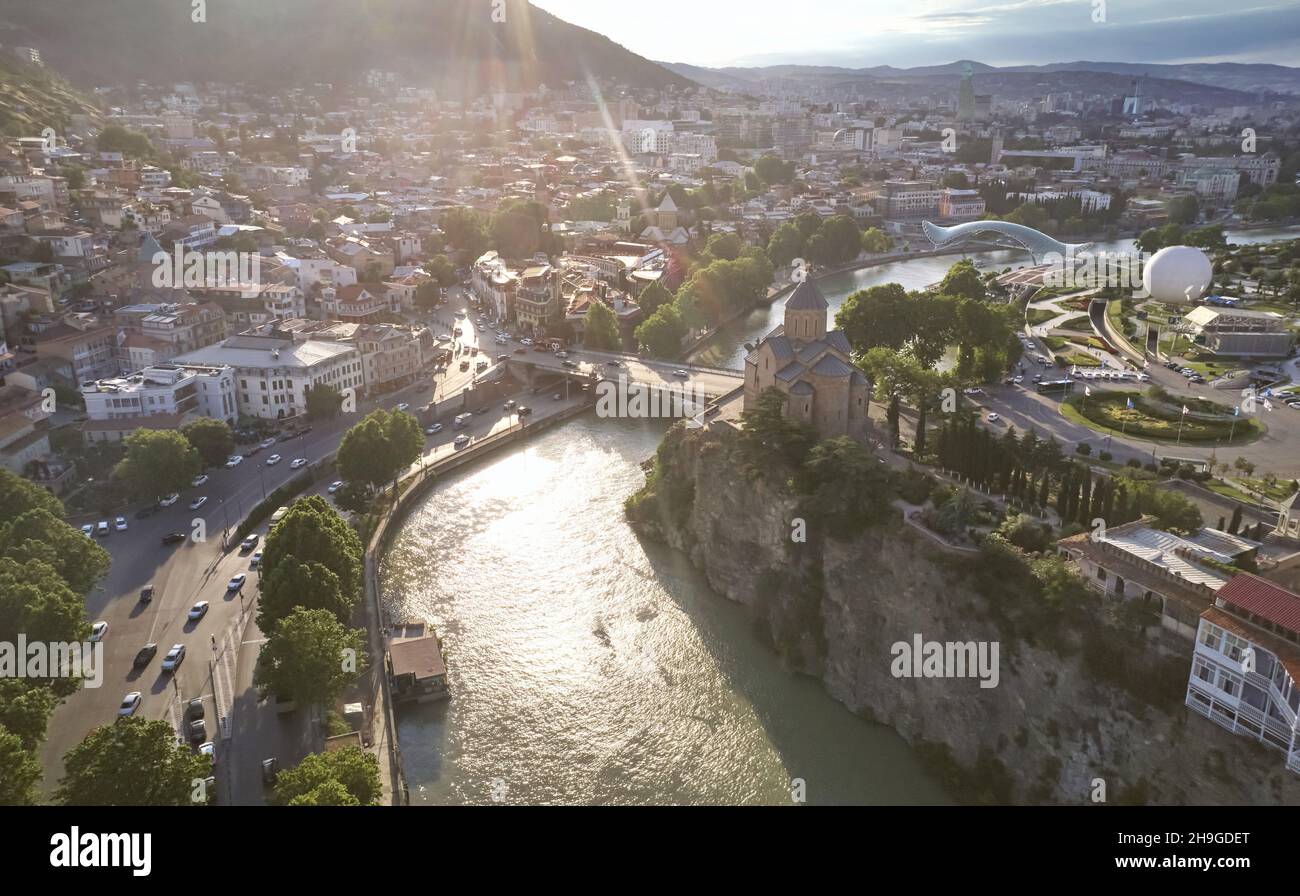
[139,585,154,603]
[188,718,206,744]
[185,698,205,722]
[132,644,158,669]
[161,532,187,546]
[517,406,533,417]
[261,758,279,786]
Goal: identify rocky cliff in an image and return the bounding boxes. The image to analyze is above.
[626,423,1300,805]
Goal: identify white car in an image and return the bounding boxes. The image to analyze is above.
[188,601,209,621]
[290,458,308,469]
[328,480,344,494]
[454,434,470,448]
[227,574,246,592]
[259,438,277,450]
[555,351,568,359]
[395,403,410,412]
[189,496,208,511]
[80,523,94,537]
[250,550,263,570]
[673,369,689,378]
[425,424,443,435]
[90,621,108,642]
[192,474,210,487]
[987,413,1001,423]
[225,455,243,468]
[161,644,186,672]
[118,692,142,717]
[266,454,282,466]
[114,516,128,531]
[159,493,180,507]
[96,521,110,537]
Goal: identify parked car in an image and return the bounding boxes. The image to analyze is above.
[161,644,186,672]
[159,493,180,507]
[133,644,158,669]
[114,516,128,531]
[673,369,689,378]
[96,521,110,537]
[80,523,94,537]
[192,474,210,487]
[118,692,142,717]
[266,454,282,466]
[90,621,108,642]
[424,424,443,435]
[518,406,533,417]
[987,413,1001,423]
[189,496,208,511]
[186,698,204,721]
[188,718,207,744]
[395,402,410,412]
[454,434,470,448]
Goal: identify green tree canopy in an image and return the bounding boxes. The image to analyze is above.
[271,745,381,807]
[57,716,211,806]
[0,467,63,523]
[796,436,895,536]
[182,417,234,468]
[0,725,41,806]
[0,508,109,597]
[634,304,687,359]
[261,496,363,602]
[583,300,621,350]
[254,607,367,707]
[114,429,201,500]
[337,410,423,490]
[304,383,344,421]
[258,555,350,632]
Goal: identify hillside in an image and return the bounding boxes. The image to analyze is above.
[0,0,692,96]
[0,54,100,138]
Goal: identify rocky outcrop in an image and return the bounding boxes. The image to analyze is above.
[627,423,1300,805]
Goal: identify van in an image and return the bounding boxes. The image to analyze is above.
[453,413,473,430]
[269,506,290,525]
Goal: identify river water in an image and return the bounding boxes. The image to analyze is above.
[381,416,951,805]
[380,225,1297,806]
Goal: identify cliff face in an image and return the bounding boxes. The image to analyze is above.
[627,424,1300,805]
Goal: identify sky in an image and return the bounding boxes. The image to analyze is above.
[532,0,1300,70]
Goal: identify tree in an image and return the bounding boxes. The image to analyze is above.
[860,227,892,254]
[1228,505,1243,535]
[705,232,742,262]
[114,429,200,500]
[255,608,367,707]
[271,746,381,807]
[939,259,987,302]
[636,280,674,316]
[767,222,804,267]
[997,513,1050,553]
[304,383,344,421]
[258,555,351,632]
[57,717,211,806]
[0,725,42,806]
[836,283,919,356]
[796,437,894,536]
[737,388,817,471]
[439,207,489,261]
[337,411,422,492]
[1167,194,1200,227]
[754,155,795,185]
[423,253,457,288]
[635,304,687,359]
[583,301,621,350]
[260,496,363,602]
[0,468,63,524]
[490,207,542,259]
[182,418,234,468]
[0,509,110,598]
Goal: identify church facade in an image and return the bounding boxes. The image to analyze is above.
[742,278,871,438]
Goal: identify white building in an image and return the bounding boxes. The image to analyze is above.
[80,363,237,431]
[172,334,363,420]
[1186,574,1300,773]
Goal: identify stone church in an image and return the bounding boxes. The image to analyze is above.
[742,277,871,437]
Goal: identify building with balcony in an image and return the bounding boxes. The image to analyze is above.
[1186,574,1300,773]
[514,264,562,334]
[80,363,237,438]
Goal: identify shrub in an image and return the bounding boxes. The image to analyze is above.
[1076,442,1092,456]
[1099,451,1112,462]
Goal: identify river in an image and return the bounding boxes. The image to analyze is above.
[380,416,952,805]
[689,226,1300,370]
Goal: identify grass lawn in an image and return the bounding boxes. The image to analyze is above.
[1240,476,1300,502]
[1057,350,1103,367]
[1057,316,1094,333]
[1027,308,1059,326]
[1204,479,1265,506]
[1061,390,1265,445]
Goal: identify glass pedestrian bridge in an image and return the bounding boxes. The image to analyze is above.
[922,220,1093,264]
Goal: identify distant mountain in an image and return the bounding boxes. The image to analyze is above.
[660,58,1300,99]
[0,0,691,96]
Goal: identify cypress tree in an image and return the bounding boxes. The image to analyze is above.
[1078,468,1093,525]
[1229,505,1243,535]
[1056,468,1072,517]
[1101,477,1116,524]
[1037,471,1051,508]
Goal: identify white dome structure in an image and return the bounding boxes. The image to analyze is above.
[1142,245,1213,303]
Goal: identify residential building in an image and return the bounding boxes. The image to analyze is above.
[80,363,238,436]
[514,264,562,334]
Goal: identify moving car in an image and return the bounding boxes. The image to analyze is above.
[503,399,517,411]
[673,369,689,378]
[517,406,533,417]
[199,742,215,762]
[259,437,277,449]
[161,644,186,672]
[454,434,470,448]
[139,585,154,603]
[227,574,246,592]
[80,523,94,537]
[266,454,282,466]
[96,521,110,537]
[90,621,108,642]
[240,534,259,552]
[188,718,206,744]
[159,493,180,507]
[250,551,263,570]
[188,601,209,621]
[132,644,158,669]
[425,424,443,435]
[328,480,344,493]
[225,455,243,468]
[987,413,1001,423]
[161,532,186,546]
[395,402,410,412]
[118,692,142,717]
[189,496,208,511]
[192,474,210,487]
[270,506,290,524]
[290,457,308,469]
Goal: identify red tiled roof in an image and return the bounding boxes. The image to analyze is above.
[1217,574,1300,635]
